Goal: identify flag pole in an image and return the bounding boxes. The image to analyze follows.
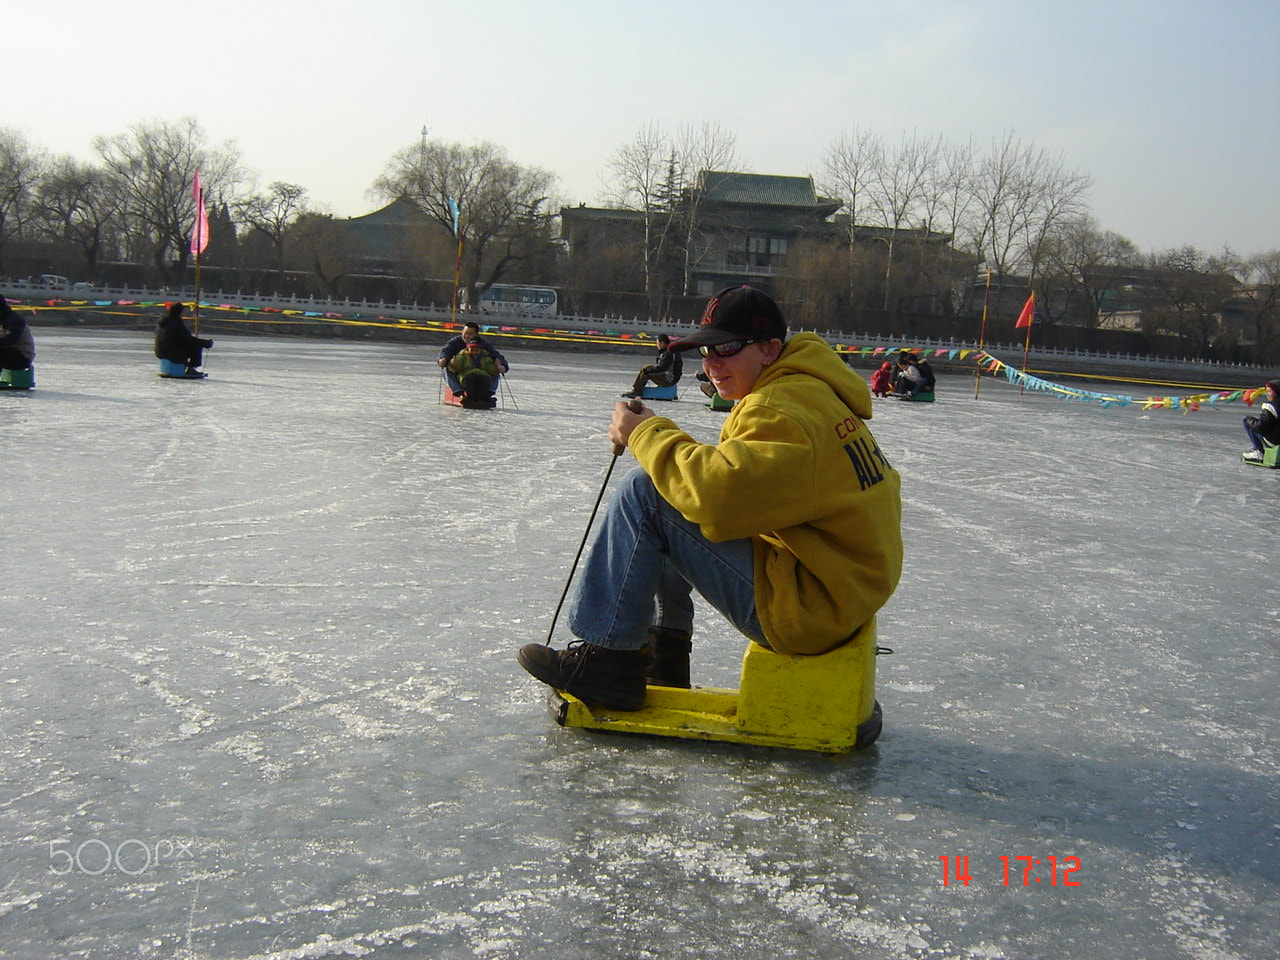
[451,234,463,323]
[448,197,463,324]
[1018,317,1033,398]
[190,171,209,337]
[1015,290,1036,398]
[193,250,202,338]
[974,267,991,399]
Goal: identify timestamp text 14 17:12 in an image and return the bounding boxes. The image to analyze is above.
[939,855,1082,886]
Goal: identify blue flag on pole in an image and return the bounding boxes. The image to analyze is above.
[448,197,460,238]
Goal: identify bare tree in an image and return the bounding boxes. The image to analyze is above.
[602,121,741,310]
[237,181,309,275]
[1238,250,1280,364]
[1038,216,1140,328]
[372,137,557,305]
[917,137,976,243]
[606,123,680,316]
[776,238,866,332]
[0,127,46,273]
[1020,153,1093,283]
[93,117,247,282]
[970,132,1091,283]
[672,122,739,294]
[866,131,941,309]
[969,132,1036,279]
[919,137,979,311]
[1144,246,1242,358]
[821,127,884,306]
[284,212,360,298]
[822,127,882,232]
[32,156,121,279]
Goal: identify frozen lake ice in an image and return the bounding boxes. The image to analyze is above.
[0,330,1276,959]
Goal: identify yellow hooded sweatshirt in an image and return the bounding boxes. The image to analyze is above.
[627,333,903,655]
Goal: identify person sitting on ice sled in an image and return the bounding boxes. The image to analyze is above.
[438,322,508,396]
[622,333,683,398]
[0,296,36,372]
[912,354,936,393]
[893,353,934,397]
[154,302,213,376]
[1242,380,1279,461]
[518,285,903,711]
[869,360,894,398]
[449,339,500,408]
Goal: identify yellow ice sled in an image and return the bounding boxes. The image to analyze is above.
[550,618,883,752]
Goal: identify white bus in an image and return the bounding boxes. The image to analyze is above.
[477,284,558,317]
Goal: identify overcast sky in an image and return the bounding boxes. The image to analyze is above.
[8,0,1278,256]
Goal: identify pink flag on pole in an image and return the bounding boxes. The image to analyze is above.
[190,172,209,255]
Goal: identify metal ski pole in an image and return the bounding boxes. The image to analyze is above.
[544,399,642,645]
[500,373,519,411]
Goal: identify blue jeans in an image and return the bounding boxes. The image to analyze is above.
[1243,417,1267,453]
[568,467,766,651]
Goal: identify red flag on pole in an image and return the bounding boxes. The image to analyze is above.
[190,172,209,255]
[1014,291,1035,329]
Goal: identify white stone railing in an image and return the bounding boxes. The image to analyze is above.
[0,278,1268,374]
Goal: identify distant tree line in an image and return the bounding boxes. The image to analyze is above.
[1,118,1276,364]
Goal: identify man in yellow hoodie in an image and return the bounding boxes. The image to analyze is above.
[519,286,903,711]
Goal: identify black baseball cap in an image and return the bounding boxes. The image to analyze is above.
[670,285,786,352]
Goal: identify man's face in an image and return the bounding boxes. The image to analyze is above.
[462,327,479,343]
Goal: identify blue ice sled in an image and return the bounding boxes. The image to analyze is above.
[158,359,206,379]
[640,383,678,401]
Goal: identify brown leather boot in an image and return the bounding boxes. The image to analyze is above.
[517,641,648,711]
[645,627,692,688]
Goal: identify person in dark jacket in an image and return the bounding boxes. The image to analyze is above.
[0,297,36,370]
[914,356,936,391]
[1242,380,1280,461]
[154,302,212,375]
[892,356,926,396]
[438,322,508,395]
[623,334,683,397]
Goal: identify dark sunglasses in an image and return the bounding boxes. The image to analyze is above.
[698,339,760,358]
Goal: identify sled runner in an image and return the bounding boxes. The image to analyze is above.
[0,366,35,390]
[550,618,883,753]
[897,390,934,403]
